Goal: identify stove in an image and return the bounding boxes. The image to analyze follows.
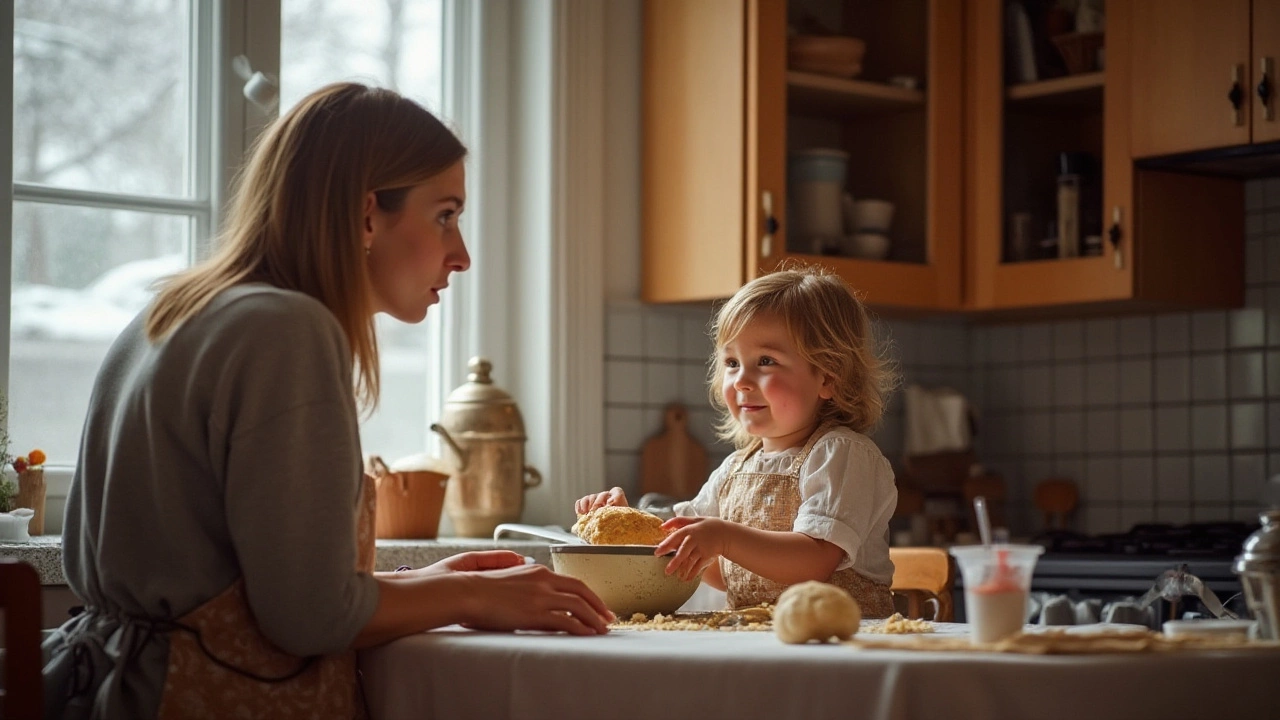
[952,522,1258,626]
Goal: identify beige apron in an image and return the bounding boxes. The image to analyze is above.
[154,473,378,720]
[717,423,894,617]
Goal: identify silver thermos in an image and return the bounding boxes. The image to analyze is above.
[1233,509,1280,640]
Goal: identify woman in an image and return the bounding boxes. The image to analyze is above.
[43,83,612,719]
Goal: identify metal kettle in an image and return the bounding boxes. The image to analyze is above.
[1234,509,1280,640]
[430,357,542,537]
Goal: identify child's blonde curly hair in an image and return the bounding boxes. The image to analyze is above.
[708,266,900,449]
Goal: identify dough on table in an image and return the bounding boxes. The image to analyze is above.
[773,581,862,644]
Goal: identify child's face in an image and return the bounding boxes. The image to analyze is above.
[719,314,833,453]
[364,160,471,322]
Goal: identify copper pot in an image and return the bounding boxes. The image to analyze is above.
[431,357,542,537]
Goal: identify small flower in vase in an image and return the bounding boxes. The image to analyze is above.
[12,449,48,536]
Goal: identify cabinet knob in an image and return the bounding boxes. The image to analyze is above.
[1260,57,1276,122]
[1230,64,1245,126]
[761,191,778,258]
[1109,206,1124,271]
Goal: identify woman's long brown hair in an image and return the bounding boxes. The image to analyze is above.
[146,83,467,410]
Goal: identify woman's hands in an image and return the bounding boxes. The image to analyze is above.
[574,487,628,515]
[423,550,527,575]
[654,516,737,582]
[458,563,615,635]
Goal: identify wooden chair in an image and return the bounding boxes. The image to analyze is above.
[1,557,43,720]
[889,547,954,622]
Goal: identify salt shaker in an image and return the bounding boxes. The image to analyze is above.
[1233,509,1280,640]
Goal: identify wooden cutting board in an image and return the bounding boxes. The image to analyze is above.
[640,404,709,500]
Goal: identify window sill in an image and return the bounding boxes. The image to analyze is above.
[0,535,558,586]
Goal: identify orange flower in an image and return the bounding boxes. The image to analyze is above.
[27,449,46,466]
[12,456,27,473]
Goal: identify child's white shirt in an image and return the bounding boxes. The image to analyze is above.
[673,425,897,585]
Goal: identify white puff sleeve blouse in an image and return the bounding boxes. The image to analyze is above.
[674,426,897,585]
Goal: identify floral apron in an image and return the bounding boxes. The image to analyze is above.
[717,422,894,617]
[152,473,378,719]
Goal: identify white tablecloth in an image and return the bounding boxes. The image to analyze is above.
[358,623,1280,720]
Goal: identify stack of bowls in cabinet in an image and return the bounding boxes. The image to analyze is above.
[846,199,895,260]
[788,149,849,256]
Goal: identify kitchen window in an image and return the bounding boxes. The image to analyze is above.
[6,0,462,474]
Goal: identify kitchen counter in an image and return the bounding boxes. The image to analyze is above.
[0,536,557,586]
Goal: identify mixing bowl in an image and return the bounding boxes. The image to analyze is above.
[550,545,702,617]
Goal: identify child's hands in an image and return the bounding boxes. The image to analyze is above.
[655,516,735,582]
[574,487,628,515]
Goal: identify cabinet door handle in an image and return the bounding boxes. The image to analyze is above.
[1260,57,1276,122]
[1230,64,1245,126]
[761,191,778,258]
[1108,206,1124,270]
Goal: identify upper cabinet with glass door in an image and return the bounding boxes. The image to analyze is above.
[965,0,1244,312]
[642,0,963,310]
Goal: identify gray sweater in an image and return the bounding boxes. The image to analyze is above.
[43,283,379,719]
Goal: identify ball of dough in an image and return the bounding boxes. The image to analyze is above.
[773,581,862,644]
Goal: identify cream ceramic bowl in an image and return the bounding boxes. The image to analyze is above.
[550,545,702,617]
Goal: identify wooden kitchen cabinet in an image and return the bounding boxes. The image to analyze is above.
[966,0,1244,312]
[641,0,963,310]
[1130,0,1280,157]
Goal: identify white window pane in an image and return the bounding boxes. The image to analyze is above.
[13,0,194,197]
[10,202,191,465]
[280,0,444,113]
[282,0,446,462]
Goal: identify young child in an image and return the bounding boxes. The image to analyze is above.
[576,267,899,616]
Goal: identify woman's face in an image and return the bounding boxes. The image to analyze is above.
[364,160,471,322]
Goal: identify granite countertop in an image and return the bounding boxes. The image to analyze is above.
[0,535,557,586]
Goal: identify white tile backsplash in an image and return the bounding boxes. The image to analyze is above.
[1191,404,1229,451]
[1232,453,1267,505]
[1119,457,1154,503]
[1190,354,1228,401]
[1053,362,1086,408]
[680,314,713,361]
[1155,407,1191,452]
[1230,306,1266,347]
[643,362,682,405]
[606,359,645,403]
[606,407,647,451]
[1231,402,1266,450]
[1052,321,1085,360]
[1155,314,1193,354]
[643,313,681,359]
[681,363,710,410]
[1118,358,1153,404]
[1155,456,1192,503]
[1021,324,1054,362]
[1118,408,1154,452]
[1085,408,1120,453]
[1192,312,1229,351]
[1021,366,1054,409]
[1085,318,1119,357]
[1247,239,1266,285]
[1084,360,1119,406]
[1118,317,1152,356]
[1155,356,1191,403]
[1229,351,1265,398]
[1192,455,1231,503]
[606,306,644,358]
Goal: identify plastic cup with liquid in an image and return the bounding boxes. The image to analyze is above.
[950,544,1044,644]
